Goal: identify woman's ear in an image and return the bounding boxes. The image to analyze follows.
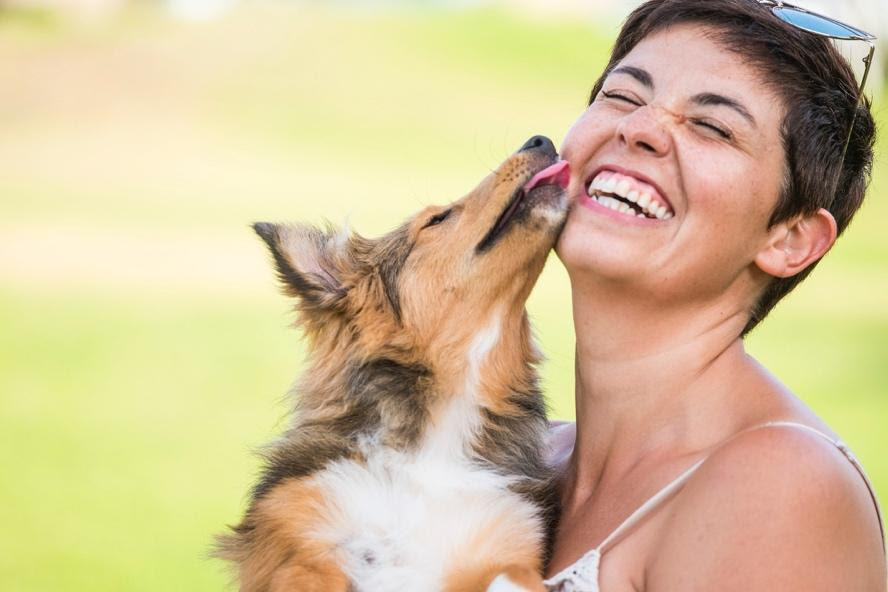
[754,208,837,278]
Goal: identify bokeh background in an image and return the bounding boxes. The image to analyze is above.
[1,0,885,589]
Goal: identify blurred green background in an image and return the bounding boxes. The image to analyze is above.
[0,2,885,590]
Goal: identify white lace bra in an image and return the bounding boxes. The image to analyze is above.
[542,422,885,592]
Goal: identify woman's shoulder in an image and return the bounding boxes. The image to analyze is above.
[647,422,886,590]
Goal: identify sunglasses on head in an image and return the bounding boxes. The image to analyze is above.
[757,1,876,174]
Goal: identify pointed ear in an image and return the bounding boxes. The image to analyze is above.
[754,208,837,278]
[252,222,350,309]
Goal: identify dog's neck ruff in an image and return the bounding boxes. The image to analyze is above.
[304,312,550,591]
[419,313,502,462]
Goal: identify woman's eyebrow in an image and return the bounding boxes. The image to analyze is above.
[691,93,757,127]
[610,65,654,89]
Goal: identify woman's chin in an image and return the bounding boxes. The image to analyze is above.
[555,215,651,284]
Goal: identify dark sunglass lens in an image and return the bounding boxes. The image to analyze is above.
[773,7,869,40]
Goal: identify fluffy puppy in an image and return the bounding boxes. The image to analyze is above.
[218,135,570,592]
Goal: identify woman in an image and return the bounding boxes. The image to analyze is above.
[544,0,886,590]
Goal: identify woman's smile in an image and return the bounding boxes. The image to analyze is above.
[578,166,674,224]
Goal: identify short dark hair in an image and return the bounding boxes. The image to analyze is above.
[588,0,876,335]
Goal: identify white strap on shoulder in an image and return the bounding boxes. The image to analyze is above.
[756,421,885,550]
[596,420,885,555]
[597,456,706,554]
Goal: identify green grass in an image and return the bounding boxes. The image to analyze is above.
[0,288,296,589]
[0,4,885,590]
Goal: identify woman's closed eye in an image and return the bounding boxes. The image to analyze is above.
[601,90,644,107]
[691,118,733,140]
[602,89,735,142]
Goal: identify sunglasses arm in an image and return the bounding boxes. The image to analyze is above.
[857,41,875,103]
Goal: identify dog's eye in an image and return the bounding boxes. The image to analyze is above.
[421,209,452,230]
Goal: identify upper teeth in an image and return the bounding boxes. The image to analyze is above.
[587,172,673,220]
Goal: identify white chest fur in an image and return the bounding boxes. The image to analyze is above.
[309,447,543,591]
[303,314,544,591]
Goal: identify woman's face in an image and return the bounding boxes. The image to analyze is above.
[557,24,787,306]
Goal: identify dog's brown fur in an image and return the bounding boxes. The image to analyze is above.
[217,137,568,591]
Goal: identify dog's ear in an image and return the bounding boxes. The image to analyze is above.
[253,222,350,310]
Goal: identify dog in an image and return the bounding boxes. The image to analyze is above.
[217,135,571,592]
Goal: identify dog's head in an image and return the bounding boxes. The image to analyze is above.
[255,136,569,372]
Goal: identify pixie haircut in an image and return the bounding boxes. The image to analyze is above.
[588,0,876,335]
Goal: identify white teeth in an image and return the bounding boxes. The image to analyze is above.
[586,171,675,221]
[616,180,632,197]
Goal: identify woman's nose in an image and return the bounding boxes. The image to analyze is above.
[616,105,673,156]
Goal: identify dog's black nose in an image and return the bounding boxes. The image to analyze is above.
[518,135,557,157]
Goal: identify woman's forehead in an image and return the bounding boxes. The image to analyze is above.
[614,23,779,100]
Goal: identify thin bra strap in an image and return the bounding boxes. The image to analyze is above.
[597,457,706,554]
[597,421,885,555]
[760,421,885,550]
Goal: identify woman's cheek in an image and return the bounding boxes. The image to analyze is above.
[561,105,609,162]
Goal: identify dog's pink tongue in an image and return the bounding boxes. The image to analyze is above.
[523,160,571,192]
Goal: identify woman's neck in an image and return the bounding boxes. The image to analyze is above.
[564,280,773,506]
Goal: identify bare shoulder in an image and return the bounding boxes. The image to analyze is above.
[648,424,886,591]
